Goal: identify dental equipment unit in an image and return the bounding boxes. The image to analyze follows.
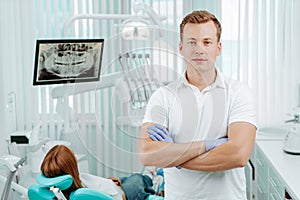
[0,155,26,200]
[118,52,163,109]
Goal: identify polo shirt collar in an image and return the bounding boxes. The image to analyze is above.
[179,68,226,90]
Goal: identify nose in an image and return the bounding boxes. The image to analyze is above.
[194,43,205,54]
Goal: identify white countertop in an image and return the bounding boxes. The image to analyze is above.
[256,140,300,199]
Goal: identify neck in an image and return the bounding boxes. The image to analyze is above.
[186,67,216,91]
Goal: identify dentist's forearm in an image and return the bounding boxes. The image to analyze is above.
[139,123,205,167]
[180,122,256,171]
[180,141,245,171]
[139,138,205,168]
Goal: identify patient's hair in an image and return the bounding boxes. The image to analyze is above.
[180,10,222,42]
[41,145,83,199]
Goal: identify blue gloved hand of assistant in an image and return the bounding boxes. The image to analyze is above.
[204,136,228,152]
[148,124,174,143]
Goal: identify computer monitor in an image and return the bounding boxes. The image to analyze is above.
[33,39,104,85]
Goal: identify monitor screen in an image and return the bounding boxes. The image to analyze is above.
[33,39,104,85]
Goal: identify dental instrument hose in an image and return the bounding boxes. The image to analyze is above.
[1,157,26,200]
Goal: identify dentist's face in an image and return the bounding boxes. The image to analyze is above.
[179,21,222,73]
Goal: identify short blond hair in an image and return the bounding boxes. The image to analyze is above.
[180,10,222,42]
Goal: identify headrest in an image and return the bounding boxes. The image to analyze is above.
[36,174,73,190]
[28,184,56,200]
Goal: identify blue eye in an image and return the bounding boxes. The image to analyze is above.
[187,41,196,45]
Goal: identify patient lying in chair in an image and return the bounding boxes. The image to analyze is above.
[39,144,163,200]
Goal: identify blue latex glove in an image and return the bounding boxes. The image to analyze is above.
[148,124,173,143]
[204,137,228,152]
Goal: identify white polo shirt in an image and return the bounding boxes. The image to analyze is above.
[143,69,257,200]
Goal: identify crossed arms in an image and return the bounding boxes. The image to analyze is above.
[138,121,256,172]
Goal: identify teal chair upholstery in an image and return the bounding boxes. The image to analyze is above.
[70,188,114,200]
[28,174,113,200]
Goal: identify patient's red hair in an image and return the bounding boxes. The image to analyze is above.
[41,145,83,199]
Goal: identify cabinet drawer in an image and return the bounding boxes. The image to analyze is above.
[269,168,284,199]
[257,176,268,192]
[257,181,268,200]
[269,191,282,200]
[256,148,268,180]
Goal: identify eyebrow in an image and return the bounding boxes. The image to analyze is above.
[186,37,197,40]
[186,37,213,41]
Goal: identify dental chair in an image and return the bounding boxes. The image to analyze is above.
[28,174,113,200]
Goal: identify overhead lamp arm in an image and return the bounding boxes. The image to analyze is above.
[51,72,122,98]
[133,2,164,37]
[62,14,131,37]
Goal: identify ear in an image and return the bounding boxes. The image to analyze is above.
[179,41,183,56]
[217,41,222,56]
